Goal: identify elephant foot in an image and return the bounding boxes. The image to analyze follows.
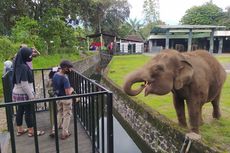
[199,119,204,126]
[213,111,221,119]
[186,132,201,141]
[178,122,187,128]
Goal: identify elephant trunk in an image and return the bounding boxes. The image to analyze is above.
[123,70,146,96]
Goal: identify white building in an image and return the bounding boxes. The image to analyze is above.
[116,35,144,54]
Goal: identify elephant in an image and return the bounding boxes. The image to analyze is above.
[123,49,226,134]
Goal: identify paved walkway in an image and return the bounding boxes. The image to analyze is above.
[8,111,93,153]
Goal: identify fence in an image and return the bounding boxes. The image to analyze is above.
[1,68,113,153]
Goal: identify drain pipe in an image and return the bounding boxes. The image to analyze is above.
[180,136,192,153]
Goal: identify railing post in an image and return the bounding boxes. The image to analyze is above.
[91,95,95,153]
[72,98,79,153]
[32,103,39,153]
[2,72,16,153]
[53,100,60,153]
[6,106,16,153]
[107,92,114,153]
[101,94,105,153]
[41,69,47,110]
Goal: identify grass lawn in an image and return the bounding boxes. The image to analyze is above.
[107,54,230,151]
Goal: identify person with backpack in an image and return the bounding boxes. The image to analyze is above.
[46,66,61,137]
[52,60,74,140]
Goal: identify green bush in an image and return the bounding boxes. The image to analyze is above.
[0,36,17,61]
[48,36,62,54]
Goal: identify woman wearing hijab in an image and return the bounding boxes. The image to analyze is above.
[12,47,45,137]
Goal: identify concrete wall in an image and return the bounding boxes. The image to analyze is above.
[72,52,101,76]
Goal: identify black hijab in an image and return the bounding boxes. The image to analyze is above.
[13,47,33,84]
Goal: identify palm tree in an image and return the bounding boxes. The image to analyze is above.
[127,18,145,40]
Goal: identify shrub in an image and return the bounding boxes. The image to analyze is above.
[0,36,16,61]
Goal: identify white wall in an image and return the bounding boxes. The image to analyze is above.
[118,42,144,53]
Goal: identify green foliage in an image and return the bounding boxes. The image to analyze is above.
[0,0,81,34]
[0,0,30,34]
[10,16,47,54]
[0,36,17,61]
[101,0,130,35]
[0,0,131,42]
[61,26,76,47]
[118,18,146,40]
[140,21,165,39]
[81,0,130,37]
[74,27,88,50]
[11,16,39,43]
[39,8,76,54]
[219,7,230,29]
[180,2,223,25]
[118,22,132,38]
[107,54,230,151]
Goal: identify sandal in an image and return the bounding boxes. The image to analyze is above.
[16,129,28,136]
[49,130,55,138]
[60,132,71,140]
[28,130,45,137]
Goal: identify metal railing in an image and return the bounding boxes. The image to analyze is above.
[1,68,114,153]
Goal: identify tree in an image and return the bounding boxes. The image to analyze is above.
[0,0,82,35]
[126,19,144,35]
[219,7,230,29]
[39,8,76,54]
[101,0,130,34]
[75,0,130,36]
[0,0,31,35]
[180,2,223,25]
[0,36,16,61]
[117,18,144,40]
[143,0,160,24]
[140,21,165,40]
[11,16,47,54]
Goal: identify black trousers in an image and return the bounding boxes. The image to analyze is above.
[16,104,33,128]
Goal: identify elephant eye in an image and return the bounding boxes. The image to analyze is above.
[156,65,164,71]
[151,72,158,78]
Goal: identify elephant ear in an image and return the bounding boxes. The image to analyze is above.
[174,60,194,90]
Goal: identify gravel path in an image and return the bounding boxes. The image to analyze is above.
[0,109,7,132]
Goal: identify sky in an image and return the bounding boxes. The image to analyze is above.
[127,0,230,25]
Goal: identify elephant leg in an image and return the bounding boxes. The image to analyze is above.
[186,100,200,133]
[173,94,187,128]
[199,104,204,126]
[211,93,221,119]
